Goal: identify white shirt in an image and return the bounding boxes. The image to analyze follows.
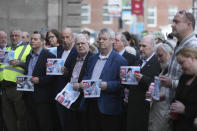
[141,53,155,68]
[119,49,125,56]
[61,50,71,63]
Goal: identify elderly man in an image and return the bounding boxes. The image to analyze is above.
[55,27,78,131]
[126,35,161,131]
[22,31,30,43]
[0,28,31,131]
[160,11,197,103]
[80,28,127,131]
[114,32,137,131]
[0,31,7,50]
[114,32,137,66]
[62,33,93,131]
[0,30,7,131]
[148,43,173,131]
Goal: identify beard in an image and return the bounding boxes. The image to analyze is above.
[160,61,169,70]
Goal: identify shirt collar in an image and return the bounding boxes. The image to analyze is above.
[141,52,155,62]
[76,52,88,61]
[99,50,112,60]
[16,41,23,47]
[119,49,125,56]
[30,48,43,57]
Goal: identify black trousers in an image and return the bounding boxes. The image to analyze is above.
[25,101,54,131]
[86,100,121,131]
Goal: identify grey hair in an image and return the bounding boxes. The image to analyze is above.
[75,33,89,43]
[23,31,30,38]
[116,32,128,42]
[155,42,173,55]
[98,28,115,39]
[149,35,156,46]
[10,27,22,36]
[0,31,7,37]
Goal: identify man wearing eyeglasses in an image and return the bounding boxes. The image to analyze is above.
[0,28,31,131]
[80,28,127,131]
[60,33,92,131]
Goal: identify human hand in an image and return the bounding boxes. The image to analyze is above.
[9,59,19,66]
[73,83,80,90]
[32,76,39,84]
[194,117,197,128]
[61,66,67,74]
[160,76,172,88]
[170,100,185,114]
[134,72,143,82]
[100,81,107,90]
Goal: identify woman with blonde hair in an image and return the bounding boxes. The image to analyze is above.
[170,47,197,131]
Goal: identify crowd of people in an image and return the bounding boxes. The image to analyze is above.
[0,10,196,131]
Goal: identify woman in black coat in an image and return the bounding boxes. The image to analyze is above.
[170,47,197,131]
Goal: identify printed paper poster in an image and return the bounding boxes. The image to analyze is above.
[16,75,34,91]
[120,66,140,85]
[47,59,64,75]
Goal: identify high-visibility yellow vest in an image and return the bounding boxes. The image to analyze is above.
[0,64,6,81]
[1,43,31,83]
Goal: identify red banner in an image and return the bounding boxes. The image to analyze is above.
[131,0,144,16]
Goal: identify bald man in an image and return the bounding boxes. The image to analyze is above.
[126,35,161,131]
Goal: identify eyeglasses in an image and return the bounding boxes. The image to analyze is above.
[76,42,86,46]
[178,10,186,14]
[177,9,190,20]
[10,35,20,38]
[48,36,56,39]
[97,37,109,42]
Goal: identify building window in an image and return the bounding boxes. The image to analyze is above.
[103,4,113,24]
[168,7,177,24]
[147,6,157,27]
[81,4,91,24]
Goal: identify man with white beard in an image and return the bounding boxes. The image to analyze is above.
[148,43,173,131]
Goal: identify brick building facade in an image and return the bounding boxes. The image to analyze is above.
[81,0,193,35]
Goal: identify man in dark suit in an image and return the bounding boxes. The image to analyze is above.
[61,33,93,131]
[80,28,128,131]
[114,32,137,66]
[55,27,78,131]
[126,35,161,131]
[24,31,56,131]
[113,32,137,131]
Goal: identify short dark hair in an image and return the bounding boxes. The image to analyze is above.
[81,30,90,37]
[33,31,44,41]
[178,10,195,30]
[46,29,62,44]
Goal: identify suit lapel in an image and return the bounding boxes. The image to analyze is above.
[78,52,92,82]
[140,54,156,72]
[33,50,44,75]
[99,51,114,79]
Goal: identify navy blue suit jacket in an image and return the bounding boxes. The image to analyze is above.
[55,45,78,94]
[82,50,128,115]
[24,49,56,103]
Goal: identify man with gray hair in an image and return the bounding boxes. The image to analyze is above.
[80,28,127,131]
[126,35,161,131]
[148,43,173,131]
[114,32,137,66]
[0,28,31,131]
[61,33,93,131]
[22,31,30,43]
[0,31,7,50]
